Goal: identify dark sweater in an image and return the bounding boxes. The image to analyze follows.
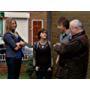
[34,41,51,68]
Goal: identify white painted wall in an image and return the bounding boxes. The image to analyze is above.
[5,12,30,18]
[3,19,5,34]
[15,19,29,43]
[3,19,29,43]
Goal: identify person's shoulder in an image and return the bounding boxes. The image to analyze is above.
[34,41,39,49]
[47,40,51,45]
[15,32,19,35]
[4,32,12,37]
[3,32,13,42]
[34,41,39,45]
[47,40,51,47]
[77,34,88,45]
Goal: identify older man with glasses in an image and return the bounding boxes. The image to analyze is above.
[54,19,89,79]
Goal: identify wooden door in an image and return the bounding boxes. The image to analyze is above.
[33,20,43,42]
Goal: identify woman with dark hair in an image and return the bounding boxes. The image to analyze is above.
[34,29,52,79]
[3,18,25,79]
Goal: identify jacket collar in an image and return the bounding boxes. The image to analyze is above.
[72,31,85,39]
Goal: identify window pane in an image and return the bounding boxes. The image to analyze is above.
[0,18,3,35]
[0,18,3,44]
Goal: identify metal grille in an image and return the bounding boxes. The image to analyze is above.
[0,54,31,62]
[0,54,6,62]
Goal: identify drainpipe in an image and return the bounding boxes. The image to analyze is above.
[47,11,52,41]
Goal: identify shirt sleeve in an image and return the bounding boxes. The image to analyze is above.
[59,40,84,54]
[3,33,16,49]
[33,42,38,66]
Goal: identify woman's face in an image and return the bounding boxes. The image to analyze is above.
[11,20,17,30]
[40,31,47,39]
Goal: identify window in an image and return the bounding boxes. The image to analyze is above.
[0,18,3,35]
[0,18,4,44]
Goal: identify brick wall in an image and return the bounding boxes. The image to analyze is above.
[30,11,48,29]
[0,62,27,74]
[29,11,48,45]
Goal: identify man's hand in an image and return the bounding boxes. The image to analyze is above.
[48,67,52,71]
[35,66,39,71]
[53,43,61,47]
[53,43,61,52]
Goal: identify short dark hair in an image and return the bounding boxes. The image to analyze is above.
[58,17,69,29]
[38,29,47,40]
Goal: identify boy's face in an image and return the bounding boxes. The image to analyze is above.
[57,24,66,33]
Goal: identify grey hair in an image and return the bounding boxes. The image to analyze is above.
[70,19,83,31]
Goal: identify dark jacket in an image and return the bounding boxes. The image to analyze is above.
[54,31,89,79]
[3,32,24,58]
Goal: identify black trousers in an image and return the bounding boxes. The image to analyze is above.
[6,57,22,79]
[36,67,52,79]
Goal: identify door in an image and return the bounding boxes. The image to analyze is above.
[32,20,43,42]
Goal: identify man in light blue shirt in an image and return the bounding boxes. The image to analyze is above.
[54,17,71,78]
